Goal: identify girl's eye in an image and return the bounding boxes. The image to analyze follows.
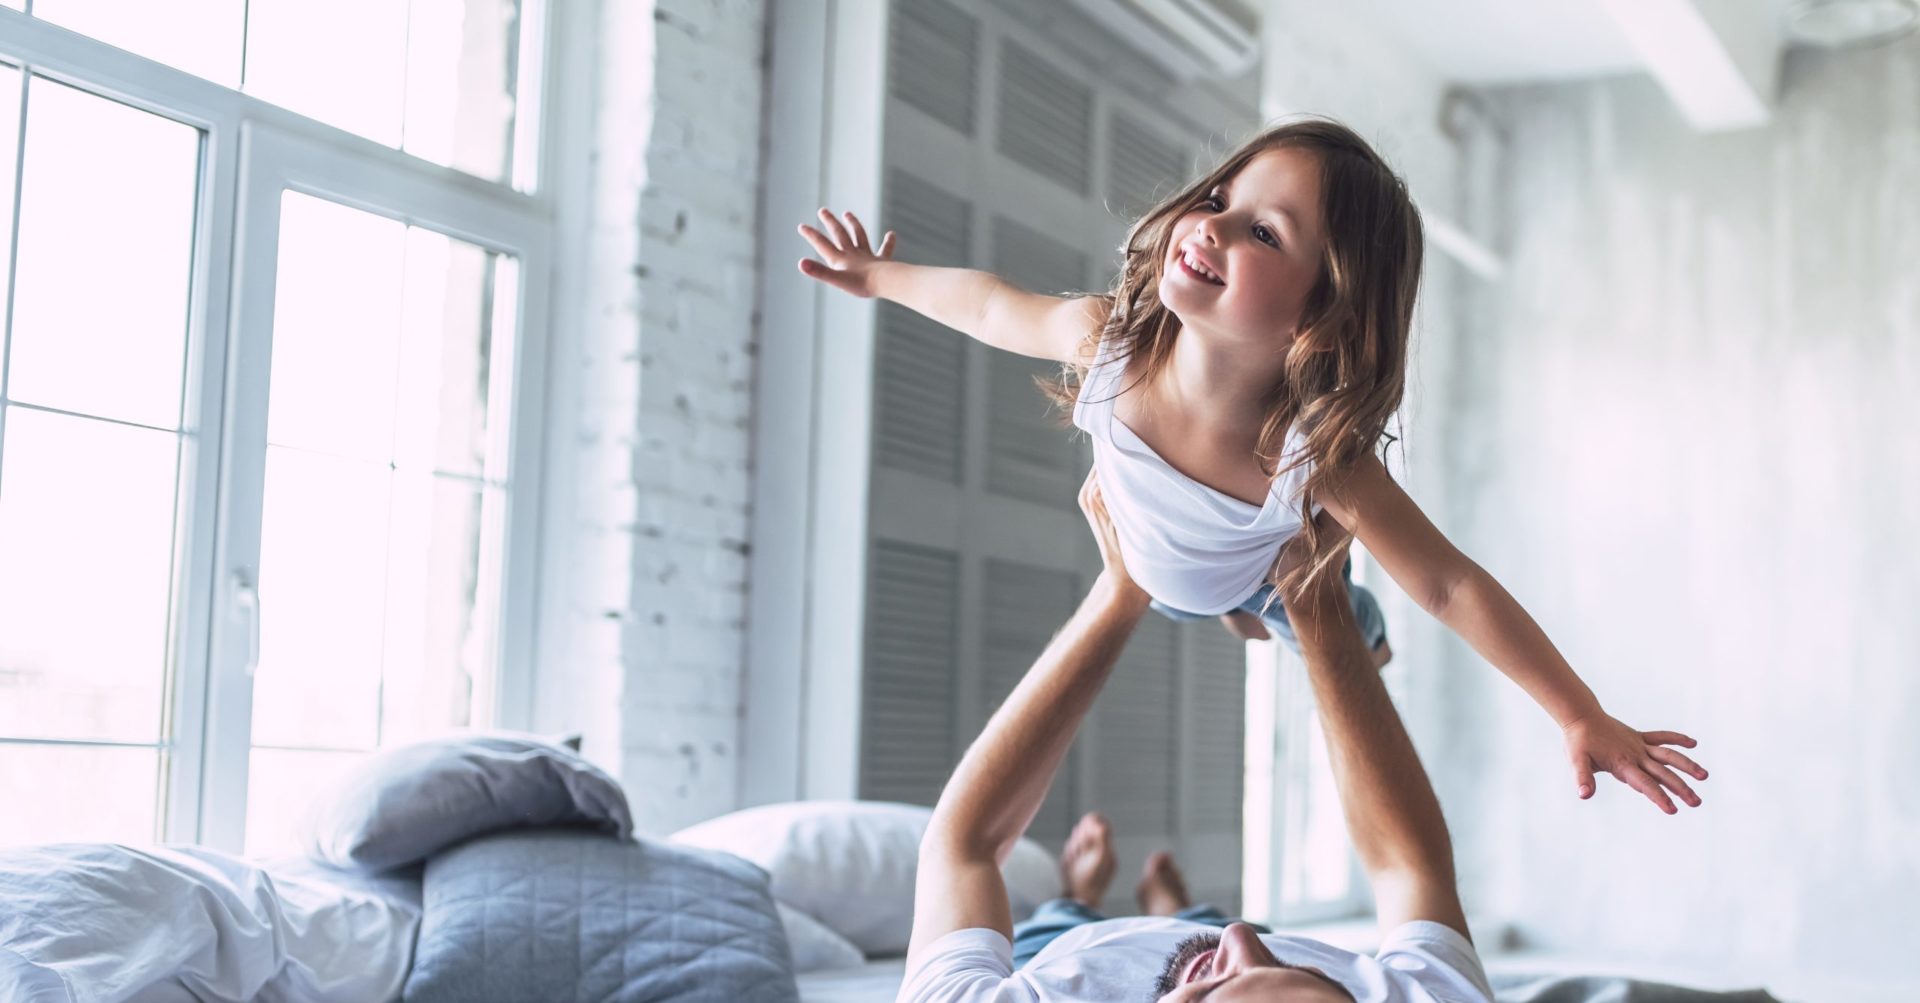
[1200,193,1278,248]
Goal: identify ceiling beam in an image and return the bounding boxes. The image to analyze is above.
[1597,0,1782,131]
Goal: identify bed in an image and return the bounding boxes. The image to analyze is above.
[0,734,1789,1003]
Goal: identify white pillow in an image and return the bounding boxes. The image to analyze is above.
[776,903,866,973]
[670,801,1060,957]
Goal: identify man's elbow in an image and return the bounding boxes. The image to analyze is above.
[920,812,999,869]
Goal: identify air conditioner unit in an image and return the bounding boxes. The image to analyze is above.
[1061,0,1261,81]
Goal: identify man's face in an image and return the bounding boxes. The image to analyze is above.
[1152,923,1356,1001]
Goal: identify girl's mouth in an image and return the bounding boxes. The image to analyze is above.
[1174,249,1225,286]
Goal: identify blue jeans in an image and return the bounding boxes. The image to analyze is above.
[1150,558,1388,654]
[1012,899,1271,969]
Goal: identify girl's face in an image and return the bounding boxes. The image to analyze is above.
[1158,147,1329,346]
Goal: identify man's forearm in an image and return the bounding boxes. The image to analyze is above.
[927,574,1148,861]
[1289,587,1456,886]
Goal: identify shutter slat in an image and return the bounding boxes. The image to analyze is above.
[861,541,962,808]
[890,0,978,136]
[996,41,1090,194]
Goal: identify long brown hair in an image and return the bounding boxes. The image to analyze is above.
[1044,117,1423,608]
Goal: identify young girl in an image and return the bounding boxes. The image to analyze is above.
[797,118,1708,814]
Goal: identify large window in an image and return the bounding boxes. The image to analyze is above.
[1243,547,1378,924]
[0,2,553,853]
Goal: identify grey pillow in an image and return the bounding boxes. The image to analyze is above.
[306,732,632,872]
[403,829,798,1003]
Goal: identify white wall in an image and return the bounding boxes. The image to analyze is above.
[534,0,767,835]
[1259,0,1502,908]
[1431,38,1920,995]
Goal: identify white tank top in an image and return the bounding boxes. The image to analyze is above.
[1072,335,1319,615]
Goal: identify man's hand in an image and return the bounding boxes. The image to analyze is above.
[1078,469,1148,609]
[1562,713,1708,814]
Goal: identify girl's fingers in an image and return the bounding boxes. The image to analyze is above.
[1571,756,1595,800]
[1647,761,1700,807]
[877,230,897,259]
[796,224,844,264]
[817,208,851,249]
[1620,765,1677,815]
[843,211,870,250]
[797,257,859,294]
[1642,731,1696,748]
[1651,746,1708,781]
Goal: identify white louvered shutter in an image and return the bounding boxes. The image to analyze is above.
[1107,108,1194,220]
[996,39,1092,195]
[875,169,971,483]
[986,218,1087,509]
[860,540,961,806]
[860,1,1251,901]
[1180,618,1251,913]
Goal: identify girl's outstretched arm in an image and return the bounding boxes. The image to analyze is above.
[797,207,1101,363]
[1317,455,1710,815]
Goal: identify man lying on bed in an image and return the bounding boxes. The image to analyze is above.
[897,472,1494,1003]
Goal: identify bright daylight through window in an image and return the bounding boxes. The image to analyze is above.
[0,0,548,852]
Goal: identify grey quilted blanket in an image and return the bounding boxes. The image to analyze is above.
[403,829,798,1003]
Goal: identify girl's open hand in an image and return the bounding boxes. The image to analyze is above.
[797,208,896,298]
[1563,713,1708,814]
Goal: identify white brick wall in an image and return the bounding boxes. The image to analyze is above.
[537,0,768,836]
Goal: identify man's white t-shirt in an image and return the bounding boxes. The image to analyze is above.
[896,916,1493,1003]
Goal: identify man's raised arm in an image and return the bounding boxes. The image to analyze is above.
[905,475,1151,967]
[1286,553,1471,940]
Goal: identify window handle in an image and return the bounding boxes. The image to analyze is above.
[232,568,260,675]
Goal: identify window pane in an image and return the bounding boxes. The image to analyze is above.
[1280,711,1353,908]
[0,409,178,743]
[266,192,405,462]
[0,64,19,385]
[8,77,198,429]
[241,0,532,186]
[0,744,161,846]
[403,0,524,183]
[380,475,497,746]
[252,447,389,750]
[396,229,506,479]
[248,191,518,849]
[32,0,245,88]
[243,746,362,856]
[243,0,410,148]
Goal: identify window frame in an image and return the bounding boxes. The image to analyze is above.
[0,4,557,851]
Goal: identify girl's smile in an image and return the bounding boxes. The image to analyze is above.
[1158,146,1328,346]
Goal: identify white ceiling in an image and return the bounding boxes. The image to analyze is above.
[1329,0,1646,83]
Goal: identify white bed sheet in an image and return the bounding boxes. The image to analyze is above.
[798,957,908,1003]
[791,949,1792,1003]
[0,843,420,1003]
